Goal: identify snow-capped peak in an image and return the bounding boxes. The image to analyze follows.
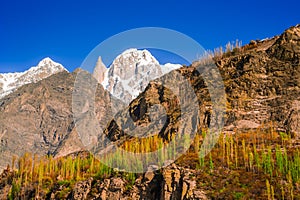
[95,49,182,104]
[38,57,61,67]
[31,57,68,73]
[0,58,67,99]
[112,48,160,68]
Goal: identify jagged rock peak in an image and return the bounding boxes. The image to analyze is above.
[93,56,107,83]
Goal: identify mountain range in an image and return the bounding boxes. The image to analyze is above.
[0,24,300,199]
[0,49,181,104]
[0,49,182,171]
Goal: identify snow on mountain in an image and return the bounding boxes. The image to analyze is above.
[96,49,182,104]
[0,57,67,99]
[161,63,182,74]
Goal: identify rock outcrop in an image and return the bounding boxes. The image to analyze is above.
[0,163,207,199]
[219,24,300,134]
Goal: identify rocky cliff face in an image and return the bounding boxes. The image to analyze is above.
[219,24,300,134]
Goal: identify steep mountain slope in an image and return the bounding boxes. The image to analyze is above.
[0,69,121,171]
[99,49,181,104]
[102,24,300,147]
[0,58,67,99]
[220,24,300,134]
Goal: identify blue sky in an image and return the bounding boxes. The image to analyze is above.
[0,0,299,73]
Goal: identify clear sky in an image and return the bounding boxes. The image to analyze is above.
[0,0,299,73]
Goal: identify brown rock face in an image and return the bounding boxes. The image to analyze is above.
[0,70,119,171]
[220,24,300,134]
[0,71,73,170]
[267,24,300,64]
[160,163,207,200]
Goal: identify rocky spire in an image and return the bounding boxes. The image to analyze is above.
[93,56,107,83]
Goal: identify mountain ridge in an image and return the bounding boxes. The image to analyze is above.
[0,57,68,99]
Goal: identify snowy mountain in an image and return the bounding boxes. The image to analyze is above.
[96,49,182,104]
[0,57,67,99]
